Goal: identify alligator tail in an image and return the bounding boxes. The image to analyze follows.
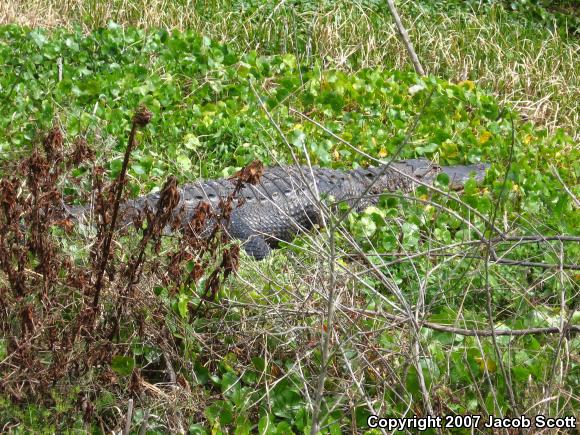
[354,159,489,192]
[389,159,489,189]
[436,162,489,190]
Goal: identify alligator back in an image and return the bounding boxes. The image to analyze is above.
[66,159,488,259]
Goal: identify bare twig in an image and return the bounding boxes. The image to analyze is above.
[122,398,134,435]
[345,307,580,336]
[487,257,580,270]
[138,409,150,435]
[56,57,63,82]
[384,0,425,75]
[483,111,518,414]
[164,351,177,385]
[495,235,580,243]
[550,164,580,208]
[310,218,338,435]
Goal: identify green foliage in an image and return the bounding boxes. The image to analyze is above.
[111,355,135,376]
[1,24,577,189]
[6,0,579,143]
[498,0,579,34]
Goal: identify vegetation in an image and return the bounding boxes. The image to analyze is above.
[0,1,578,433]
[1,0,578,139]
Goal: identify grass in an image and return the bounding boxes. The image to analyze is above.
[1,0,578,141]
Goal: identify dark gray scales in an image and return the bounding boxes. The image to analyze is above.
[68,159,489,260]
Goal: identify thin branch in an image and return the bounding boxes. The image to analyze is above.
[488,257,580,270]
[550,164,580,208]
[310,218,338,435]
[483,111,518,413]
[494,235,580,243]
[385,0,425,75]
[122,398,134,435]
[421,323,579,337]
[138,409,150,435]
[366,251,580,271]
[345,307,580,336]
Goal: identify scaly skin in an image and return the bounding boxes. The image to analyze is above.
[67,159,489,259]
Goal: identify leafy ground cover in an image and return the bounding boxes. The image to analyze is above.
[1,0,578,140]
[0,10,579,435]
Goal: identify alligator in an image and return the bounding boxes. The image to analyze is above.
[68,159,489,260]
